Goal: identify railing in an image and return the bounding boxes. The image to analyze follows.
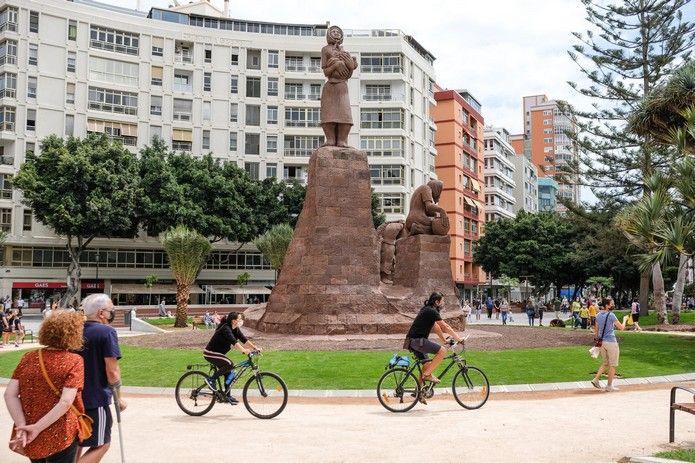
[285,120,320,128]
[0,88,15,98]
[173,112,192,121]
[0,155,13,165]
[364,150,404,157]
[90,39,139,56]
[150,106,162,116]
[360,121,403,129]
[0,121,14,131]
[308,65,321,73]
[0,22,17,33]
[88,102,138,116]
[172,141,192,151]
[284,148,313,157]
[175,52,193,63]
[173,84,192,93]
[0,55,16,65]
[283,176,307,184]
[285,63,306,72]
[361,65,402,73]
[307,93,321,100]
[151,78,162,86]
[362,93,392,101]
[285,92,305,100]
[108,135,137,146]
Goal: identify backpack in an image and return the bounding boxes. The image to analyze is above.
[387,354,410,369]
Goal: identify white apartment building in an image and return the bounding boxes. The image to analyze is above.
[483,126,516,222]
[511,155,538,214]
[0,0,437,308]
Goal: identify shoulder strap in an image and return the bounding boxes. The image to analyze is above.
[38,349,85,419]
[599,313,610,340]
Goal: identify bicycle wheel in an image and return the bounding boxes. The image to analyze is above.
[175,371,216,416]
[242,372,288,419]
[452,366,489,410]
[377,367,420,413]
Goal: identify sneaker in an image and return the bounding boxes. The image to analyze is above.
[418,395,428,405]
[604,386,619,392]
[591,378,600,389]
[226,394,239,405]
[204,376,216,390]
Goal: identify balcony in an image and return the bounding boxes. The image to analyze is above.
[88,102,138,116]
[362,93,392,101]
[173,112,192,122]
[0,121,13,131]
[285,120,320,128]
[173,83,192,93]
[0,155,13,165]
[90,39,138,56]
[175,52,193,64]
[285,92,305,100]
[0,22,17,33]
[0,55,16,66]
[0,88,14,98]
[360,121,403,129]
[361,65,402,73]
[307,92,321,100]
[284,148,313,157]
[285,63,306,72]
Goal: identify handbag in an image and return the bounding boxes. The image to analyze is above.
[593,313,610,348]
[38,349,93,442]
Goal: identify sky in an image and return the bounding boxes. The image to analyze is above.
[103,0,590,133]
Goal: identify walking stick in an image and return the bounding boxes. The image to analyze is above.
[111,385,126,463]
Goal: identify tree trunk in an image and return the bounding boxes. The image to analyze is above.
[652,262,668,325]
[670,252,688,325]
[60,259,81,308]
[174,283,190,328]
[639,271,650,315]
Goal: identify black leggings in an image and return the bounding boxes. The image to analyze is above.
[31,439,78,463]
[203,350,234,380]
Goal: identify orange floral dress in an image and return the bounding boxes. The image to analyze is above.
[11,349,84,460]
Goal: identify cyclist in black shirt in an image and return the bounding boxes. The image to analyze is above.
[203,312,261,402]
[405,292,463,384]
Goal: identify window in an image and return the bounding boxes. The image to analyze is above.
[173,98,192,121]
[65,114,74,136]
[370,164,403,185]
[26,142,34,155]
[0,173,11,199]
[173,72,192,92]
[26,109,36,131]
[230,103,238,122]
[22,209,32,232]
[266,163,277,178]
[87,119,138,146]
[244,161,259,180]
[360,108,404,129]
[171,128,192,151]
[88,56,139,86]
[229,131,237,151]
[203,72,211,91]
[284,107,320,127]
[309,84,321,100]
[88,87,138,115]
[245,133,260,155]
[0,208,11,232]
[27,76,37,99]
[285,82,303,99]
[150,95,162,116]
[29,11,39,33]
[230,48,239,66]
[0,72,16,98]
[65,82,75,104]
[309,57,321,72]
[202,101,211,121]
[364,84,391,101]
[283,135,323,156]
[266,135,277,153]
[204,45,212,63]
[246,77,261,98]
[247,49,261,70]
[376,193,404,214]
[230,76,238,94]
[360,136,403,157]
[285,55,304,71]
[151,66,163,86]
[89,26,139,56]
[202,130,210,150]
[267,106,278,125]
[267,77,278,97]
[67,52,76,72]
[543,119,551,125]
[28,44,38,66]
[68,20,77,41]
[150,125,161,141]
[360,53,402,73]
[268,50,278,69]
[0,39,17,65]
[0,7,18,33]
[0,106,16,131]
[246,104,260,126]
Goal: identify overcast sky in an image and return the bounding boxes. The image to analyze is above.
[104,0,592,133]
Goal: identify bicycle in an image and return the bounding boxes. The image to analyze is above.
[175,351,288,419]
[376,338,489,413]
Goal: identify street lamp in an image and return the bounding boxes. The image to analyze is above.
[95,252,100,281]
[520,275,532,302]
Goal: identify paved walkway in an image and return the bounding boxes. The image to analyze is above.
[1,384,692,463]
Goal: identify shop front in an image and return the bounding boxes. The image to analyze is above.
[12,281,105,309]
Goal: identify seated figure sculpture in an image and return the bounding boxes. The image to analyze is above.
[377,180,450,283]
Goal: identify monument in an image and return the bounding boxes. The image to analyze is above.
[248,26,465,334]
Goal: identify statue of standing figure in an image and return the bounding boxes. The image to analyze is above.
[320,26,358,147]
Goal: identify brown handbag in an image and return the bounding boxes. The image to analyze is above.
[38,349,93,442]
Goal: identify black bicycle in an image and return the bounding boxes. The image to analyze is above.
[175,351,288,419]
[377,339,489,412]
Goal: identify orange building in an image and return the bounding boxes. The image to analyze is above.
[433,89,485,300]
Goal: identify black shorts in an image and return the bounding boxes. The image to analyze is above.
[409,338,441,361]
[80,406,112,448]
[631,313,640,322]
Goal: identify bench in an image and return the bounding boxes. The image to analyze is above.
[669,386,695,443]
[191,317,213,330]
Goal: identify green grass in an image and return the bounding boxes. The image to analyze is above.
[613,310,695,326]
[0,332,692,389]
[143,317,184,327]
[654,449,695,462]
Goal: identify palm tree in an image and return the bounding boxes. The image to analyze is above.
[254,223,293,283]
[143,274,159,306]
[161,225,211,328]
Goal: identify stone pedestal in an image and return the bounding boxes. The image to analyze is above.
[256,146,406,335]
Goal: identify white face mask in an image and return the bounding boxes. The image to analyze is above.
[236,320,244,328]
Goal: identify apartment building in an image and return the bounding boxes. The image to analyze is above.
[521,94,579,210]
[433,89,485,300]
[0,0,437,307]
[483,126,516,222]
[538,176,559,212]
[511,154,538,214]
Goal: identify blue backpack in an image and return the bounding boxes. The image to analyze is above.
[387,354,410,369]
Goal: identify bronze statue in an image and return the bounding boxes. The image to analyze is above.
[320,25,357,147]
[405,180,449,236]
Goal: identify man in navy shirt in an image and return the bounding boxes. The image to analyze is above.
[78,294,127,463]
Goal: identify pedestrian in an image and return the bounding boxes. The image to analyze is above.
[16,297,25,312]
[561,296,569,314]
[4,311,86,461]
[462,300,472,322]
[158,298,167,317]
[591,298,625,392]
[579,304,589,329]
[626,298,643,332]
[500,298,509,325]
[3,295,11,313]
[473,299,482,321]
[0,309,9,349]
[525,300,536,327]
[78,294,127,463]
[553,298,561,319]
[10,309,24,347]
[485,296,494,319]
[538,303,546,326]
[588,300,598,328]
[494,298,501,320]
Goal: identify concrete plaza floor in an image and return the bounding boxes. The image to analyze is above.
[2,384,693,463]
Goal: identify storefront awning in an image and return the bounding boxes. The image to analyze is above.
[110,283,204,294]
[207,285,272,295]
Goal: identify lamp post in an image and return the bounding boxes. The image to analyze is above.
[95,252,100,281]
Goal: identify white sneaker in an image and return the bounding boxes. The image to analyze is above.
[604,386,619,392]
[591,378,600,389]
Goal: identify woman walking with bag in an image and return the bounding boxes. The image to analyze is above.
[591,299,625,392]
[4,310,91,462]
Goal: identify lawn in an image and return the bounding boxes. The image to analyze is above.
[0,332,692,389]
[654,449,695,462]
[613,310,695,326]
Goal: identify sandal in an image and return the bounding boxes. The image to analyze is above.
[421,374,441,384]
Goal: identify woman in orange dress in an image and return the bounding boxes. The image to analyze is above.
[4,311,86,463]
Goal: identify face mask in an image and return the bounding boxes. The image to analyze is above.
[105,309,115,324]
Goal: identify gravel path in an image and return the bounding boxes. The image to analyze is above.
[120,325,598,351]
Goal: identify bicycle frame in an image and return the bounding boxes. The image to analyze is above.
[400,352,467,393]
[188,352,261,394]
